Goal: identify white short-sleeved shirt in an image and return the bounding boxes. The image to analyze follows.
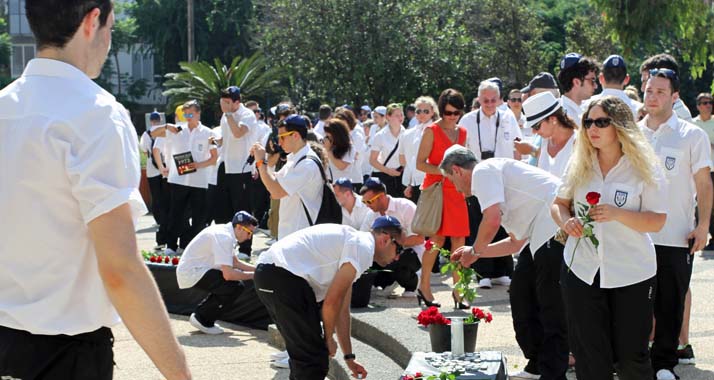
[208,126,222,186]
[371,126,405,171]
[461,110,522,160]
[408,117,418,128]
[537,135,576,178]
[257,224,375,302]
[140,129,163,178]
[313,120,326,140]
[693,116,714,165]
[359,196,425,259]
[166,123,217,189]
[0,58,147,335]
[176,223,237,289]
[276,144,324,239]
[153,137,167,177]
[674,99,693,121]
[221,104,258,174]
[558,156,667,288]
[350,128,367,183]
[342,195,372,230]
[471,158,561,254]
[583,89,642,121]
[399,122,428,187]
[640,113,712,247]
[560,96,583,127]
[328,147,356,183]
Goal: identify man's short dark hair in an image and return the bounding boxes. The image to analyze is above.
[26,0,113,50]
[220,86,241,102]
[405,104,416,113]
[640,54,680,74]
[557,56,600,93]
[182,99,201,112]
[319,104,333,120]
[602,65,627,85]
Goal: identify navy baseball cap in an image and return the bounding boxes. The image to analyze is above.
[334,177,353,189]
[371,215,402,230]
[359,177,387,194]
[520,72,559,93]
[603,54,626,69]
[487,77,503,93]
[282,114,308,129]
[560,53,582,70]
[232,211,258,226]
[149,111,161,121]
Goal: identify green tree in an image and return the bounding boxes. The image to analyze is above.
[162,52,284,125]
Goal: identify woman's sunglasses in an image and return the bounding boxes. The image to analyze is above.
[416,109,432,115]
[583,117,612,129]
[442,110,463,117]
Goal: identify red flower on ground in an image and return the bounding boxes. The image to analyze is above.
[586,191,601,205]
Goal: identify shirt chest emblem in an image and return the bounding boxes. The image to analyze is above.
[503,131,510,140]
[198,143,204,152]
[614,190,628,207]
[664,156,676,170]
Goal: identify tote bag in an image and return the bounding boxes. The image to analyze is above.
[411,181,443,236]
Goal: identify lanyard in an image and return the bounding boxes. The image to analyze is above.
[477,110,500,153]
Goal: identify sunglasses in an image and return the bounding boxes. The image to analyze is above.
[532,120,543,131]
[508,98,522,103]
[237,224,253,236]
[183,113,194,118]
[415,109,432,115]
[277,131,297,140]
[698,100,713,106]
[480,98,498,104]
[362,192,383,205]
[583,117,612,129]
[442,110,463,117]
[649,68,679,81]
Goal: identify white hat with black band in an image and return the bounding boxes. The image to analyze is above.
[523,92,562,129]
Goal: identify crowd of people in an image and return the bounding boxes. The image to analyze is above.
[3,1,714,380]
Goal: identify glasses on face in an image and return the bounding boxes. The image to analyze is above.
[583,76,598,85]
[183,113,194,118]
[649,68,679,81]
[508,98,522,103]
[442,110,463,117]
[277,131,297,140]
[362,192,383,205]
[238,224,254,236]
[532,120,543,131]
[583,117,612,129]
[481,98,498,104]
[415,109,432,115]
[698,100,713,106]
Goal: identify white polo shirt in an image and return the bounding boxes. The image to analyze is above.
[328,147,357,183]
[342,194,372,230]
[350,128,368,183]
[257,224,375,302]
[583,89,642,120]
[399,121,428,187]
[0,58,147,335]
[371,126,404,171]
[153,137,167,177]
[276,144,323,239]
[208,126,222,186]
[221,104,258,174]
[140,129,162,178]
[537,134,576,178]
[313,120,326,140]
[674,99,693,121]
[639,113,712,247]
[461,110,522,160]
[166,123,217,189]
[176,223,237,289]
[560,96,583,127]
[471,158,561,254]
[558,155,667,288]
[359,196,425,260]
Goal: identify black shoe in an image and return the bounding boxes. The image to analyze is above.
[452,291,470,310]
[677,344,695,365]
[703,243,714,251]
[417,289,441,308]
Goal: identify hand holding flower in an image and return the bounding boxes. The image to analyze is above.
[562,217,584,238]
[589,204,619,223]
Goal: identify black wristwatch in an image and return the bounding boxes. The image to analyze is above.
[344,353,356,361]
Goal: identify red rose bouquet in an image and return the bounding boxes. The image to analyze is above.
[464,307,493,324]
[568,191,601,271]
[417,306,451,327]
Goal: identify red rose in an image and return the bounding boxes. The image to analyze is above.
[485,313,493,323]
[586,191,601,205]
[425,240,434,251]
[402,376,414,380]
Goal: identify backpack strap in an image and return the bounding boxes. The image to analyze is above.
[295,154,326,226]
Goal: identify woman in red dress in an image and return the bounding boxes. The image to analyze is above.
[416,88,470,308]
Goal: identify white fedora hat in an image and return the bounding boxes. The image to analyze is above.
[523,92,562,129]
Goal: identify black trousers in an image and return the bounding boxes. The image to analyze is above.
[148,175,170,245]
[372,171,404,198]
[406,184,421,204]
[0,325,113,380]
[226,172,253,217]
[372,248,421,291]
[465,196,513,278]
[562,268,654,380]
[167,183,207,250]
[193,269,245,326]
[254,264,328,380]
[651,245,693,372]
[249,175,271,229]
[510,241,568,380]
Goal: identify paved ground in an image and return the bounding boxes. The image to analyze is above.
[116,214,714,379]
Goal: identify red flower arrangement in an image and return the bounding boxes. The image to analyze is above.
[417,306,493,327]
[465,307,493,324]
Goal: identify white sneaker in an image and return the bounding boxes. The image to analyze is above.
[237,252,250,261]
[478,278,492,289]
[655,369,676,380]
[401,290,418,298]
[164,248,177,256]
[270,350,289,361]
[270,356,290,368]
[491,276,511,286]
[189,313,224,335]
[378,283,398,296]
[509,370,540,379]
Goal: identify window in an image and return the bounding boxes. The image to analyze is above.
[11,44,35,77]
[9,0,31,36]
[131,51,153,82]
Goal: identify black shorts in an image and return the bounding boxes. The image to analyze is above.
[0,325,114,380]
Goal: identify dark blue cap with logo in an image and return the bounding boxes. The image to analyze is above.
[282,114,308,129]
[334,177,353,189]
[149,111,161,121]
[359,177,387,194]
[232,211,258,226]
[603,54,626,69]
[371,215,402,230]
[560,52,582,70]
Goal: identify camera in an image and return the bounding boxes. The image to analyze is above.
[481,151,495,160]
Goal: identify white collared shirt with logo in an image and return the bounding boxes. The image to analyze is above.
[0,58,147,335]
[166,123,217,189]
[471,158,561,254]
[558,155,667,288]
[639,113,712,247]
[399,121,428,187]
[176,223,236,289]
[359,196,426,260]
[275,144,323,239]
[221,104,259,174]
[257,224,375,302]
[371,126,405,170]
[461,109,522,160]
[140,130,162,178]
[560,96,583,127]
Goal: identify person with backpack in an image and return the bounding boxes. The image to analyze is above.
[139,111,169,250]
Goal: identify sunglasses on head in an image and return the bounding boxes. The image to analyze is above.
[442,110,463,117]
[649,68,679,81]
[415,109,432,115]
[508,98,522,103]
[583,117,612,129]
[362,192,383,205]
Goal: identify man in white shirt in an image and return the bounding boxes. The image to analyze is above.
[333,178,371,229]
[252,114,323,239]
[255,216,404,380]
[556,52,600,127]
[0,2,190,379]
[693,93,714,250]
[406,103,418,128]
[140,111,170,249]
[583,55,642,119]
[640,69,713,380]
[358,178,425,297]
[177,211,257,335]
[441,148,567,380]
[639,54,693,121]
[313,104,332,139]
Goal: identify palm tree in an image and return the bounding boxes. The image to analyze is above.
[163,51,284,125]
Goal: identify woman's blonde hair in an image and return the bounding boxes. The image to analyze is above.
[560,96,660,199]
[414,96,440,121]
